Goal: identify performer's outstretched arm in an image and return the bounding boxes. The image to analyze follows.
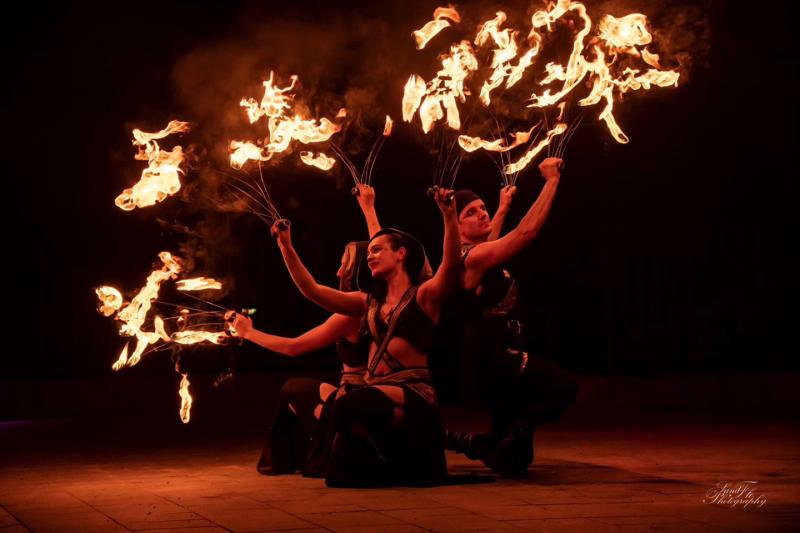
[272,221,368,316]
[355,184,381,238]
[487,185,517,241]
[465,158,562,282]
[228,312,360,356]
[418,188,460,319]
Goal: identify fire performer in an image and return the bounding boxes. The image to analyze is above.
[442,156,578,479]
[229,240,369,476]
[228,183,383,476]
[270,189,460,487]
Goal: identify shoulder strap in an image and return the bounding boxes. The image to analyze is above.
[367,285,418,374]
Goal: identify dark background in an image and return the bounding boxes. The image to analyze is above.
[4,0,796,400]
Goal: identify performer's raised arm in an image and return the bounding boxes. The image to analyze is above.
[355,184,381,238]
[418,188,460,318]
[271,221,367,316]
[487,185,517,241]
[463,157,562,284]
[228,312,360,356]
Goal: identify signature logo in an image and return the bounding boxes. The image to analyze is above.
[703,481,766,509]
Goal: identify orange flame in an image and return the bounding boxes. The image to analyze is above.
[503,123,567,175]
[408,41,478,133]
[95,286,123,317]
[402,75,427,122]
[299,151,336,171]
[383,115,394,136]
[176,277,223,291]
[413,6,461,50]
[232,72,342,169]
[229,141,270,170]
[458,127,536,153]
[173,331,227,345]
[178,373,192,423]
[113,252,182,369]
[115,120,191,211]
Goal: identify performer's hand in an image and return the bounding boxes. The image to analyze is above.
[225,311,253,339]
[434,187,456,219]
[499,185,517,211]
[539,157,563,181]
[270,219,292,249]
[355,184,376,210]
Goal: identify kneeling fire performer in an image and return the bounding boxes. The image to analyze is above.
[442,157,579,478]
[270,189,460,487]
[229,240,370,477]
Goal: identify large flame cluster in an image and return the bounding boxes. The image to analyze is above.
[231,71,342,171]
[404,2,680,174]
[115,120,191,210]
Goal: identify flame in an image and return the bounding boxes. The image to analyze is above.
[598,14,652,49]
[113,252,182,369]
[503,123,567,174]
[112,343,129,372]
[154,315,171,342]
[299,151,336,170]
[383,115,394,136]
[178,373,192,423]
[173,330,227,345]
[458,127,536,153]
[240,71,297,123]
[641,48,661,69]
[413,6,461,50]
[229,141,270,170]
[402,75,427,122]
[232,71,342,169]
[95,286,123,317]
[115,120,191,211]
[176,277,223,291]
[408,41,478,133]
[475,11,540,106]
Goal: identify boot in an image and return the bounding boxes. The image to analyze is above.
[443,429,497,460]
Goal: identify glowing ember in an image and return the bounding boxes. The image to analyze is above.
[115,120,190,211]
[300,151,337,170]
[176,277,223,291]
[95,286,123,317]
[413,6,461,50]
[178,373,192,423]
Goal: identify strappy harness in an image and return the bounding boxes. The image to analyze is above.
[364,285,436,404]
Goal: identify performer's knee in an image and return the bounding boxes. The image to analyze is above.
[331,386,395,436]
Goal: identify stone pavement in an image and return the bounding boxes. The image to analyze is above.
[1,421,798,532]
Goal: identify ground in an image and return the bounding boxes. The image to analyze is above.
[1,417,798,532]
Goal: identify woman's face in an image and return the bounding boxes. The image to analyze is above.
[367,235,405,279]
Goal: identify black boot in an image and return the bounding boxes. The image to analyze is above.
[481,422,535,479]
[443,429,497,460]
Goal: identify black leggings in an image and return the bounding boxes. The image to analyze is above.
[485,352,578,437]
[257,377,331,475]
[325,386,447,487]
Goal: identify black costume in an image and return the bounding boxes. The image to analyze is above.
[441,193,578,478]
[257,242,369,477]
[324,229,447,487]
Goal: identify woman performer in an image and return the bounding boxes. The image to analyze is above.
[270,188,460,486]
[231,184,382,476]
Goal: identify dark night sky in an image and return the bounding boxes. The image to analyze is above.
[5,0,797,380]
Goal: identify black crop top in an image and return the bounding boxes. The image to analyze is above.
[367,287,435,356]
[335,332,370,368]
